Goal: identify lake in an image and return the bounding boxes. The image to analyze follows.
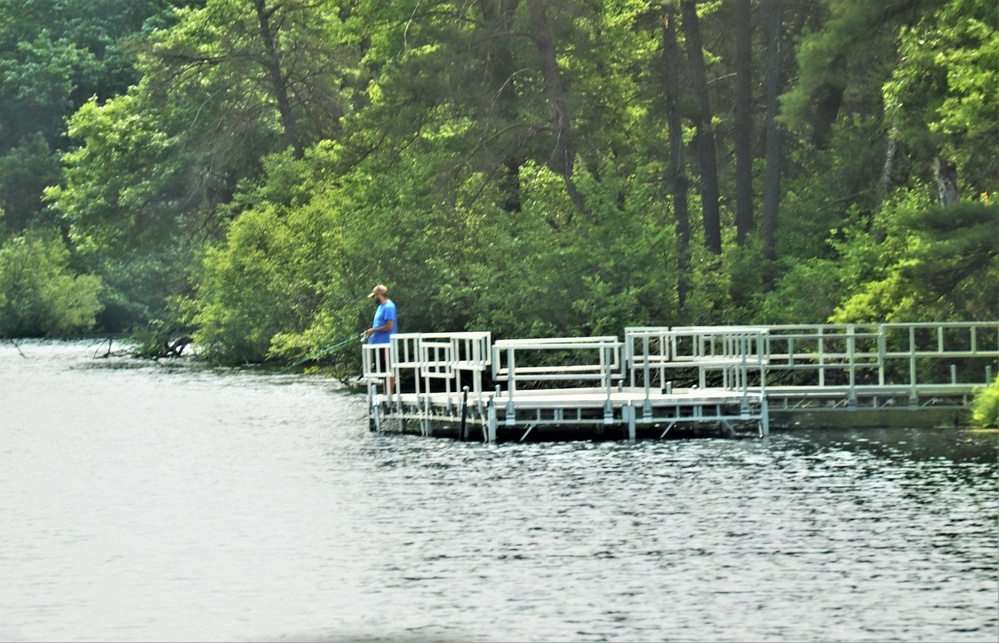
[2,340,996,641]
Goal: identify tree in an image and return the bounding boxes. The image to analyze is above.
[0,232,102,337]
[733,0,753,245]
[145,0,358,157]
[884,0,998,204]
[680,0,721,255]
[527,0,585,217]
[0,0,191,234]
[661,6,691,308]
[833,201,998,322]
[760,0,782,260]
[49,0,361,330]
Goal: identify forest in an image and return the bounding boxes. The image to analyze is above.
[0,0,996,369]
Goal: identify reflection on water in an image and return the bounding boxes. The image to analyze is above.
[1,341,996,642]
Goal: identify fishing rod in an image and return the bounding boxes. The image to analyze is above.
[276,333,365,374]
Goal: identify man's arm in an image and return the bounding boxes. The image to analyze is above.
[364,319,394,338]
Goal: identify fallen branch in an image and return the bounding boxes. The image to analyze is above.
[6,337,27,359]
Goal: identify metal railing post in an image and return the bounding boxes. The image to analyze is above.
[505,346,516,426]
[818,328,825,387]
[741,333,749,413]
[698,332,707,389]
[643,335,651,399]
[604,344,613,424]
[877,326,886,387]
[847,324,857,406]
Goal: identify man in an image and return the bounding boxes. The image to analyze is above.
[365,284,397,394]
[365,284,397,343]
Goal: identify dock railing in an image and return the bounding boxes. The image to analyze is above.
[491,336,624,390]
[363,332,492,405]
[623,322,996,409]
[626,326,769,417]
[492,336,625,424]
[758,322,998,404]
[365,322,997,437]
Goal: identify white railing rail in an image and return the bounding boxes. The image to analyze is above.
[491,336,624,387]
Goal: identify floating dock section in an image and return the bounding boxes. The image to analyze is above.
[362,322,998,442]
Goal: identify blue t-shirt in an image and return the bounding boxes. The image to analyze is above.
[370,300,398,345]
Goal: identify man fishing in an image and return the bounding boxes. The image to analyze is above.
[365,284,397,394]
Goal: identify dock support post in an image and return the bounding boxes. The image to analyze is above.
[459,386,469,441]
[420,394,431,436]
[487,401,498,443]
[760,395,770,437]
[626,403,637,442]
[367,382,375,431]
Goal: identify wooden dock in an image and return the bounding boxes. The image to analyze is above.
[362,323,998,442]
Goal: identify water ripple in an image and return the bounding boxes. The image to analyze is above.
[1,341,996,642]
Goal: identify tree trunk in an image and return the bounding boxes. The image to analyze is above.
[662,8,691,309]
[680,0,722,255]
[252,0,302,158]
[879,119,899,200]
[527,0,586,217]
[734,0,753,245]
[479,0,523,213]
[811,77,845,150]
[761,0,783,260]
[934,154,960,206]
[870,119,899,241]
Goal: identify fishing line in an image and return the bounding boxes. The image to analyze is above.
[276,333,365,374]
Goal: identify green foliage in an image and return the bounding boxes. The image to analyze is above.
[755,258,844,324]
[0,233,102,336]
[832,200,998,323]
[885,0,999,193]
[51,90,179,255]
[5,0,991,365]
[0,0,192,233]
[970,376,999,428]
[453,159,677,337]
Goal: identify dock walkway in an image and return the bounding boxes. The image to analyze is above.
[362,322,998,442]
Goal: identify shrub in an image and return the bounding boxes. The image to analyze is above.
[0,233,103,337]
[970,376,999,428]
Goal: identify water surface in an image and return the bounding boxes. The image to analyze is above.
[2,341,996,641]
